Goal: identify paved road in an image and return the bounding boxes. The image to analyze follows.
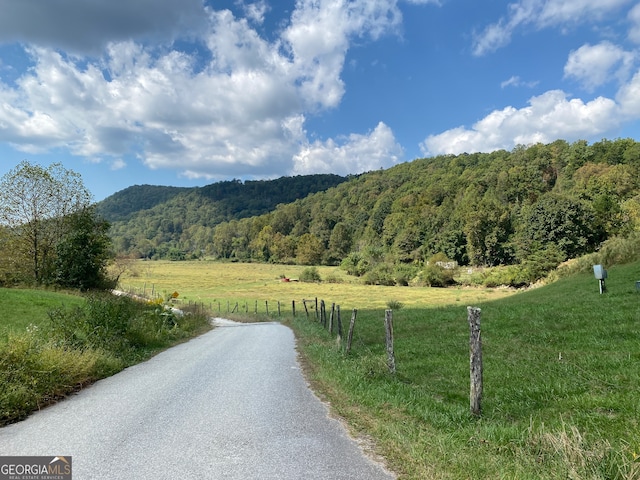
[0,320,395,479]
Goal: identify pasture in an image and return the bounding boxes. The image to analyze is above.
[116,260,516,311]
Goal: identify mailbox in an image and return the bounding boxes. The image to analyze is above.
[593,265,607,294]
[593,265,607,280]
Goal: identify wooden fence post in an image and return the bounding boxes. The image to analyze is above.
[265,300,269,316]
[320,300,326,328]
[385,310,396,374]
[468,306,483,416]
[278,301,281,317]
[292,300,296,317]
[329,303,335,334]
[303,299,309,318]
[336,305,342,339]
[346,309,357,354]
[315,297,319,321]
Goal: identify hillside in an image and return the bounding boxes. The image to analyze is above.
[99,174,347,258]
[103,138,640,284]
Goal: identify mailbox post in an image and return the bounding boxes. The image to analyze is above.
[593,265,607,294]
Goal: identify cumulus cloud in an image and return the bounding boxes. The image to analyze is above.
[473,0,633,56]
[292,122,403,175]
[564,41,635,90]
[420,89,621,155]
[0,0,404,180]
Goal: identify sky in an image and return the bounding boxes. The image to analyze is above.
[0,0,639,201]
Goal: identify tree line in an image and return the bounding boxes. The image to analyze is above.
[101,138,640,286]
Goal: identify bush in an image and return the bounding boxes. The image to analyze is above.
[299,267,322,283]
[418,264,456,287]
[363,263,395,286]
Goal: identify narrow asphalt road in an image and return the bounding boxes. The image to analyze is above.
[0,320,395,479]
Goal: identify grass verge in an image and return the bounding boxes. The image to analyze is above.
[1,290,211,425]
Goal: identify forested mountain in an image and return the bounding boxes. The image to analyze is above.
[99,174,347,259]
[102,138,640,285]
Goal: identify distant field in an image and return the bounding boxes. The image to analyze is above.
[116,260,517,311]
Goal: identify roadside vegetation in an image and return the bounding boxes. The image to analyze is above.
[0,289,211,426]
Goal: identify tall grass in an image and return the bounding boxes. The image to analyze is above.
[1,291,211,425]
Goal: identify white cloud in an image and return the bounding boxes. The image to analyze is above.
[282,0,402,110]
[564,41,636,90]
[111,159,127,171]
[241,1,270,25]
[628,2,640,42]
[421,89,621,155]
[473,0,633,56]
[292,122,403,175]
[0,1,404,180]
[500,75,539,88]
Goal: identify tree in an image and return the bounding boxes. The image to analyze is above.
[296,233,323,265]
[517,193,598,261]
[55,207,113,290]
[0,161,92,284]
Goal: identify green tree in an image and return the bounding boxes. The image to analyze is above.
[0,161,92,284]
[55,207,113,290]
[296,233,323,265]
[517,193,598,261]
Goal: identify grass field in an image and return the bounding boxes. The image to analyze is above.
[120,259,640,479]
[0,288,85,339]
[116,260,516,311]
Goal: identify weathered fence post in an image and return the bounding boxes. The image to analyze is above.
[468,306,483,416]
[255,300,258,314]
[227,300,230,313]
[278,301,281,317]
[320,300,326,328]
[346,309,357,355]
[336,305,342,339]
[265,300,269,316]
[292,300,296,317]
[303,299,309,318]
[315,297,319,321]
[328,303,335,334]
[385,310,396,374]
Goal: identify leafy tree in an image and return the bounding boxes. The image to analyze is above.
[517,193,598,261]
[0,161,92,284]
[296,233,323,265]
[55,207,113,290]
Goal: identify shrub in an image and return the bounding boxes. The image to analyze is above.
[386,300,404,310]
[299,267,322,283]
[418,263,456,287]
[363,264,395,286]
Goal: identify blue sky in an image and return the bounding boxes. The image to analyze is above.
[0,0,639,200]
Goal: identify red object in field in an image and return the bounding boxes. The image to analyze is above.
[282,278,290,282]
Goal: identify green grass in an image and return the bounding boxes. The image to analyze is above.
[278,263,640,479]
[0,288,85,338]
[1,289,211,425]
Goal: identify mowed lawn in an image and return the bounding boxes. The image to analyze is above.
[116,260,517,311]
